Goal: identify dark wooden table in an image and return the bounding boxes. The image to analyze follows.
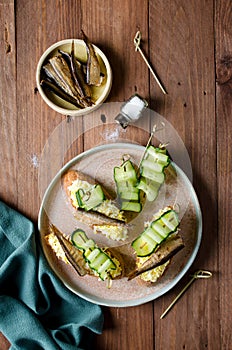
[0,1,231,349]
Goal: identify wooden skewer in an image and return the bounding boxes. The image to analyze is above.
[134,31,167,95]
[160,270,212,319]
[136,124,157,174]
[137,123,166,174]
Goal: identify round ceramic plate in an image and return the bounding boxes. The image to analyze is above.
[38,143,202,307]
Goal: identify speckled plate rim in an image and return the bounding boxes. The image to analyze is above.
[38,143,202,307]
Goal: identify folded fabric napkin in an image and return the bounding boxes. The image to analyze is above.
[0,200,104,350]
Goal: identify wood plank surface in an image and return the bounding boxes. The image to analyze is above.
[0,1,231,349]
[149,2,219,350]
[216,0,232,348]
[0,0,17,209]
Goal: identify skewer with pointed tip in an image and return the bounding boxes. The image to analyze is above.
[137,123,166,173]
[160,270,212,319]
[134,31,167,95]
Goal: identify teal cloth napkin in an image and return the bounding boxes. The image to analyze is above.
[0,201,104,350]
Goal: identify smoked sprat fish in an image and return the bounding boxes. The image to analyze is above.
[81,30,102,86]
[127,233,184,280]
[40,31,104,108]
[46,224,87,276]
[45,225,124,282]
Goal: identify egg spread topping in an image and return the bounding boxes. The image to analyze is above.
[68,179,125,221]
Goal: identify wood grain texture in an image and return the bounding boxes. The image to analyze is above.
[149,2,219,349]
[0,0,17,208]
[216,1,232,349]
[0,0,231,349]
[81,0,149,101]
[0,2,18,347]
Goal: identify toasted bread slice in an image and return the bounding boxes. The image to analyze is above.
[128,233,184,282]
[62,170,128,231]
[45,224,124,280]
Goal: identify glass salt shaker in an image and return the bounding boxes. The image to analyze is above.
[115,94,148,129]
